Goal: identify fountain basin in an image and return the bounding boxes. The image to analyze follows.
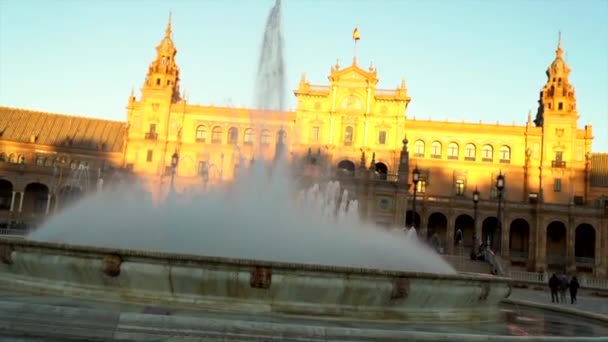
[0,238,511,322]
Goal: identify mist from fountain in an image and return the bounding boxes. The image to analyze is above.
[28,159,454,274]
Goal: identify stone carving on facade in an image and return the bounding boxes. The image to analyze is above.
[250,266,272,289]
[102,254,123,277]
[391,276,410,299]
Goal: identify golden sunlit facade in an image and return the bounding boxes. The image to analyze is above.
[1,20,607,277]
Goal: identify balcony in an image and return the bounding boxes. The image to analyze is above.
[551,160,566,168]
[145,132,158,140]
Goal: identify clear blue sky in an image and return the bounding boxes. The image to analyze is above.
[1,0,607,150]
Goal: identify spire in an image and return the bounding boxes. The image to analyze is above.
[534,32,577,126]
[140,15,181,103]
[165,12,172,39]
[556,30,563,58]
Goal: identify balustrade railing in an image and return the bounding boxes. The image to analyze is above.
[575,257,595,265]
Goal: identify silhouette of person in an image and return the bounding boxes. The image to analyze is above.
[569,276,580,304]
[548,273,560,303]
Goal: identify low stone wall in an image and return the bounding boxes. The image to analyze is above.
[0,238,512,322]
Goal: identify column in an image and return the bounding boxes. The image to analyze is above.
[18,192,24,212]
[365,87,371,115]
[445,213,455,255]
[566,216,576,270]
[534,217,546,272]
[363,120,368,147]
[501,222,510,257]
[9,191,16,211]
[45,193,52,215]
[329,117,334,144]
[475,212,482,247]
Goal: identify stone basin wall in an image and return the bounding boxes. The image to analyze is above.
[0,238,512,322]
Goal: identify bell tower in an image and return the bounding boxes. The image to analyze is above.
[534,32,577,127]
[534,33,584,205]
[141,13,181,103]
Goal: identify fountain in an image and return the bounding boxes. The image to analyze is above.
[0,1,604,340]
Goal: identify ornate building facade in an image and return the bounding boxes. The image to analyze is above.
[1,20,607,276]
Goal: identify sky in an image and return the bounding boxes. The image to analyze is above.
[1,0,607,150]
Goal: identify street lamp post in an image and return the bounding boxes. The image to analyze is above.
[493,172,505,253]
[170,152,179,193]
[471,187,480,259]
[411,167,420,230]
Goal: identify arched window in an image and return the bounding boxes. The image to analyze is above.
[430,141,442,159]
[70,160,77,169]
[244,128,254,145]
[482,145,493,162]
[465,143,476,161]
[0,152,6,162]
[499,145,511,164]
[18,155,25,164]
[447,142,459,160]
[414,140,425,158]
[344,126,354,145]
[195,125,206,142]
[211,126,222,144]
[228,127,238,144]
[8,154,15,163]
[261,129,271,146]
[36,156,44,166]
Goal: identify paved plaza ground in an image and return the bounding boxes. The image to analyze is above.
[509,287,608,317]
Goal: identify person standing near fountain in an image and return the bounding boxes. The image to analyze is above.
[569,276,580,304]
[548,273,560,303]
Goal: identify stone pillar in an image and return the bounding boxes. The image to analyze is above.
[419,208,427,240]
[475,212,483,250]
[363,120,368,147]
[328,117,334,144]
[566,216,576,270]
[445,213,456,255]
[18,192,24,213]
[394,190,407,229]
[501,221,510,258]
[9,191,16,212]
[534,217,546,272]
[597,220,607,278]
[45,193,52,215]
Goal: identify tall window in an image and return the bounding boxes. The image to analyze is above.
[465,143,476,161]
[482,145,493,162]
[146,150,153,162]
[499,145,511,164]
[431,141,442,159]
[311,126,320,143]
[195,125,206,142]
[261,130,271,146]
[455,179,465,196]
[211,126,222,144]
[344,126,354,145]
[416,179,427,193]
[228,127,238,144]
[244,128,254,145]
[553,178,562,192]
[414,140,425,158]
[378,131,387,145]
[447,142,459,160]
